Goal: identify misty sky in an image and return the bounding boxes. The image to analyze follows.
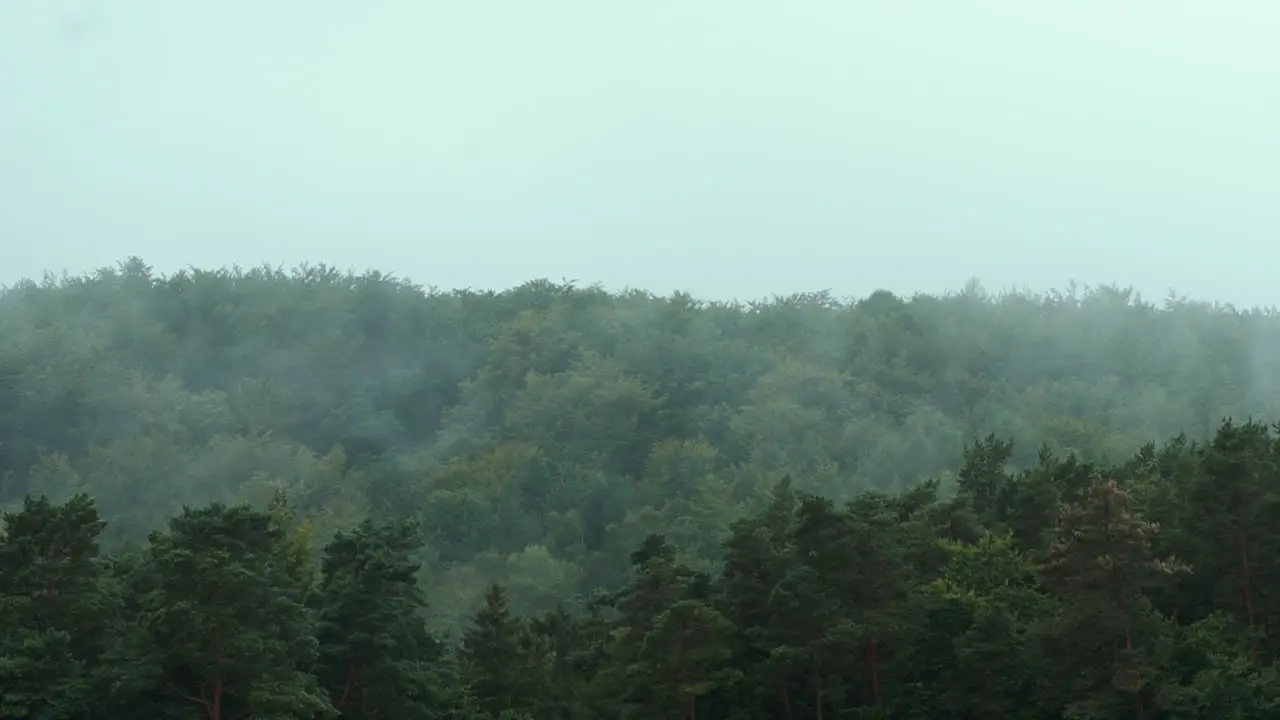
[2,2,1277,305]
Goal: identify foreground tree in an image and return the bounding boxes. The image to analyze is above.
[1183,420,1280,663]
[631,598,738,719]
[137,503,330,720]
[458,583,536,718]
[0,495,112,719]
[1039,478,1188,719]
[315,518,457,718]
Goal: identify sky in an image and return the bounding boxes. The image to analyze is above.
[2,1,1277,305]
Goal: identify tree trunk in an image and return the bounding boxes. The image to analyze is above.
[210,629,225,720]
[867,638,883,705]
[337,661,360,708]
[210,678,222,720]
[778,673,795,720]
[1118,592,1144,720]
[814,661,824,720]
[1241,534,1260,664]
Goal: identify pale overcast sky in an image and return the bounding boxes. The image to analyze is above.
[2,2,1276,304]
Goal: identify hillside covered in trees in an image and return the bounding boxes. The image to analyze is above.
[5,259,1280,718]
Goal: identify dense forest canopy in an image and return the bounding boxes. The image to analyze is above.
[5,258,1280,718]
[3,259,1280,618]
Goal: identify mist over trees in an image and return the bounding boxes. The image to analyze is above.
[5,258,1280,718]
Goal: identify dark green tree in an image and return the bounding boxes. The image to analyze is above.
[0,494,112,719]
[721,476,800,718]
[1039,478,1188,719]
[630,598,738,719]
[458,584,534,718]
[137,502,330,720]
[1183,419,1280,662]
[315,517,455,718]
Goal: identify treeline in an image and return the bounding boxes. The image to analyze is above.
[8,419,1280,718]
[4,260,1280,628]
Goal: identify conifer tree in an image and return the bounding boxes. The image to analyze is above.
[137,502,330,720]
[581,534,697,717]
[0,494,112,719]
[1039,478,1187,719]
[315,517,454,718]
[1185,419,1280,662]
[632,598,737,720]
[459,583,533,718]
[721,477,799,718]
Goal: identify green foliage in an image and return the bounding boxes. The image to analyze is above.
[12,419,1280,718]
[458,584,537,718]
[137,502,331,719]
[315,518,457,718]
[0,494,115,719]
[8,262,1280,717]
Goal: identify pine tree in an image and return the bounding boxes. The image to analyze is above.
[458,584,532,718]
[1185,419,1280,663]
[912,534,1053,719]
[0,494,111,719]
[137,502,330,720]
[722,477,799,718]
[523,606,581,720]
[1039,478,1188,719]
[955,433,1015,524]
[315,517,455,718]
[632,599,738,720]
[581,534,698,718]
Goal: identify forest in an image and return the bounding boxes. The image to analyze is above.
[5,258,1280,718]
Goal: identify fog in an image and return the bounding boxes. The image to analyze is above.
[2,1,1277,305]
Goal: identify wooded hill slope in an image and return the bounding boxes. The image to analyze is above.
[3,258,1279,627]
[9,388,1280,717]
